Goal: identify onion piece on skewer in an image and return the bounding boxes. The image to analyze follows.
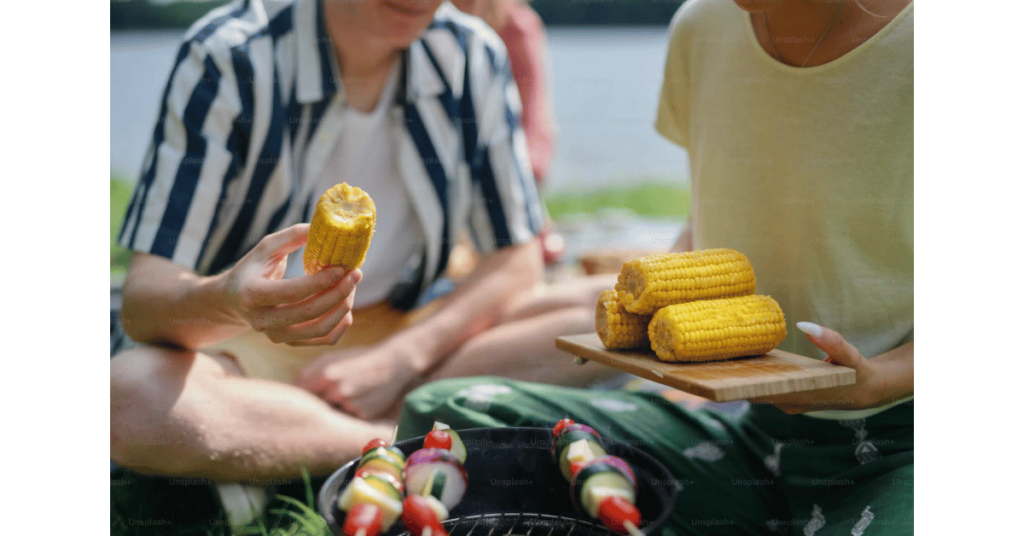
[405,449,468,510]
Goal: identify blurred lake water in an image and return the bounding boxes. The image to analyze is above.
[110,26,691,194]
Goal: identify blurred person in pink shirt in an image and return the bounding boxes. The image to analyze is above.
[456,0,554,184]
[454,0,563,263]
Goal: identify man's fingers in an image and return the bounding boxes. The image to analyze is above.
[324,385,361,418]
[276,289,354,341]
[286,310,354,347]
[795,321,863,367]
[296,350,342,387]
[254,223,311,257]
[247,267,354,308]
[265,271,359,327]
[296,364,334,395]
[335,400,361,418]
[296,343,359,389]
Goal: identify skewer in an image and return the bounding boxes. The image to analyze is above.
[623,521,643,536]
[356,529,367,536]
[424,527,433,536]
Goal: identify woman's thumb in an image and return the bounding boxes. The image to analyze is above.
[796,321,862,367]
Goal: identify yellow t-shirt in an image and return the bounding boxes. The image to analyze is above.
[655,0,913,419]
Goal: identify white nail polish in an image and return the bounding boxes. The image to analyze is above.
[796,321,824,338]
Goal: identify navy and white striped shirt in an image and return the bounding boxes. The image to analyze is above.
[119,0,543,308]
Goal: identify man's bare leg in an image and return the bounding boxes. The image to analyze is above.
[423,307,621,387]
[501,274,617,324]
[422,274,624,387]
[111,345,392,481]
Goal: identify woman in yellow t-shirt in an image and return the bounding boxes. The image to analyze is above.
[399,1,914,535]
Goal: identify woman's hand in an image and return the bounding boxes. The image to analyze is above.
[223,224,361,346]
[754,322,892,414]
[296,339,426,420]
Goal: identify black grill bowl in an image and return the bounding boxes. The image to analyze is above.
[318,427,679,536]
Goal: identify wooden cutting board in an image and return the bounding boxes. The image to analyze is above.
[555,333,856,402]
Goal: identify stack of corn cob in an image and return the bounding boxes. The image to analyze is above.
[595,249,787,362]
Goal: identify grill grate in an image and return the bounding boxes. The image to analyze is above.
[394,512,619,536]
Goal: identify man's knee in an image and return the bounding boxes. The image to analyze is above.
[110,345,211,475]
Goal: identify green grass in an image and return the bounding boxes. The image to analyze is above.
[543,182,690,221]
[110,468,332,536]
[111,175,134,275]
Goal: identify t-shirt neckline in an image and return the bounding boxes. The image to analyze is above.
[344,62,401,122]
[742,1,913,75]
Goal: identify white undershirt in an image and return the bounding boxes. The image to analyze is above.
[286,65,424,308]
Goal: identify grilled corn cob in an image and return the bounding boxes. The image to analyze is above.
[595,290,652,350]
[304,183,376,275]
[648,295,786,362]
[615,249,756,315]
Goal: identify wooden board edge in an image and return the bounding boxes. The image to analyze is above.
[711,368,857,401]
[555,336,720,399]
[554,336,580,353]
[555,335,859,402]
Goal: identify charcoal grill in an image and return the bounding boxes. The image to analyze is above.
[318,427,679,536]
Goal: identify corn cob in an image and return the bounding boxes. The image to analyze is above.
[304,183,376,275]
[595,290,652,350]
[615,249,756,315]
[648,295,787,362]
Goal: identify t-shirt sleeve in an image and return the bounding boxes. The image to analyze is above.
[464,33,545,255]
[117,39,245,275]
[654,6,692,149]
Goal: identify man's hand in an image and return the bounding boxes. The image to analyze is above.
[753,322,893,414]
[293,238,543,419]
[224,224,361,346]
[295,340,425,419]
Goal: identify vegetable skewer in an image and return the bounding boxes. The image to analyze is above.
[401,423,469,536]
[551,419,645,536]
[337,439,407,536]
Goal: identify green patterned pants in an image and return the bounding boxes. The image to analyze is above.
[397,377,913,536]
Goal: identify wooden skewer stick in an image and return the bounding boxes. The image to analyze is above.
[355,529,367,536]
[623,520,643,536]
[424,526,433,536]
[390,424,399,445]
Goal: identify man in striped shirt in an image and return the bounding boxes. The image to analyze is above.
[111,0,615,483]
